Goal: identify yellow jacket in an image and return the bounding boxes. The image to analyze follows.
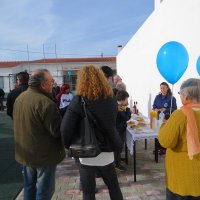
[158,109,200,196]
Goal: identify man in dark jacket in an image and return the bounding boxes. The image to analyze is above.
[101,65,115,89]
[13,69,65,200]
[0,88,5,111]
[6,71,29,118]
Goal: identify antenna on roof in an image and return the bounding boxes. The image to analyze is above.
[43,44,46,66]
[55,44,58,77]
[26,44,30,73]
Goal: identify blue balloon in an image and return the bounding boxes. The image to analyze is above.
[196,56,200,76]
[156,41,189,84]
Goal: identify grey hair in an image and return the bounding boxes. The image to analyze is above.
[116,81,126,91]
[114,75,122,81]
[180,78,200,102]
[29,69,49,87]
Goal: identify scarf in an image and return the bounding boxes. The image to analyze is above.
[181,102,200,160]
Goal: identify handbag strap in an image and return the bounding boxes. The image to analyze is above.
[81,96,88,118]
[81,96,105,133]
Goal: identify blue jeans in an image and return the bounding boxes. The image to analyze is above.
[166,188,200,200]
[23,165,57,200]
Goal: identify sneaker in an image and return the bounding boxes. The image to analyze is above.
[115,165,127,172]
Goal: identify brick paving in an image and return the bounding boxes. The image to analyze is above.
[16,141,166,200]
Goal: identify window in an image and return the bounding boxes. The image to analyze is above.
[0,77,4,89]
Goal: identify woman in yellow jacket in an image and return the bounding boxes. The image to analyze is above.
[158,78,200,200]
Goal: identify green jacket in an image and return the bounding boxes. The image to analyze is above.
[13,87,65,167]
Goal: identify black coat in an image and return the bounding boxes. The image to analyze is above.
[6,84,29,118]
[60,95,123,152]
[116,108,131,133]
[0,88,5,98]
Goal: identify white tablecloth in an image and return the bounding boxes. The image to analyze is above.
[126,127,158,155]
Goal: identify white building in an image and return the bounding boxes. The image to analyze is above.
[117,0,200,116]
[0,57,116,94]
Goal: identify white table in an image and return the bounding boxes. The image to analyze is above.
[125,126,159,182]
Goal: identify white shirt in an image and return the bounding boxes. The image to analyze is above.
[59,93,73,109]
[79,152,114,166]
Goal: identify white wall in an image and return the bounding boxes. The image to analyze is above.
[117,0,200,116]
[0,60,116,92]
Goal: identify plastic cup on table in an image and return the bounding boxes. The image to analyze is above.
[150,110,157,129]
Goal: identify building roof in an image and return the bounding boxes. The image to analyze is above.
[0,61,27,68]
[0,57,116,68]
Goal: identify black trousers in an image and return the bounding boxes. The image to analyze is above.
[114,130,126,167]
[166,188,200,200]
[0,97,4,111]
[79,163,123,200]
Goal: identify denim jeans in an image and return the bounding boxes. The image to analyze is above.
[166,188,200,200]
[23,165,57,200]
[79,163,123,200]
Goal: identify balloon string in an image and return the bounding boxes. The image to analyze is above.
[170,84,174,115]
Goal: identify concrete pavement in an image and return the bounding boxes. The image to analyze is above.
[16,140,166,200]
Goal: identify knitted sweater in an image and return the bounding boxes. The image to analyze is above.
[158,109,200,196]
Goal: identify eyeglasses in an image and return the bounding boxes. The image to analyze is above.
[45,79,55,83]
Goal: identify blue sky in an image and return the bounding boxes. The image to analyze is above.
[0,0,154,61]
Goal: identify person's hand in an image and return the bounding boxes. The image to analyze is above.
[153,108,159,112]
[118,105,126,111]
[154,108,166,112]
[160,108,166,112]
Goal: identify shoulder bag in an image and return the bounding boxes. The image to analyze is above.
[68,97,101,158]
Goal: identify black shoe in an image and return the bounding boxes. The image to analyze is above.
[159,149,166,155]
[115,165,127,172]
[120,158,126,162]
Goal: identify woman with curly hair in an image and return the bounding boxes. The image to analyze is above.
[61,65,123,200]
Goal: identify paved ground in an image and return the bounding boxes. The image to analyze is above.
[0,112,23,200]
[16,140,166,200]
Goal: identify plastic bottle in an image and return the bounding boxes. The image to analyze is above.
[152,118,158,131]
[133,102,136,114]
[135,101,139,115]
[158,111,165,127]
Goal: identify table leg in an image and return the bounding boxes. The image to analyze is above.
[133,141,136,182]
[125,143,128,164]
[155,138,158,163]
[145,139,147,150]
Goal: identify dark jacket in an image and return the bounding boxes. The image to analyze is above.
[116,107,131,133]
[13,87,65,168]
[153,93,177,116]
[6,84,29,118]
[60,95,123,152]
[0,88,5,98]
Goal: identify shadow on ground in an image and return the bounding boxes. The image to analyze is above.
[0,112,23,200]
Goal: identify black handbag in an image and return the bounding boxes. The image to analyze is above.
[68,97,101,158]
